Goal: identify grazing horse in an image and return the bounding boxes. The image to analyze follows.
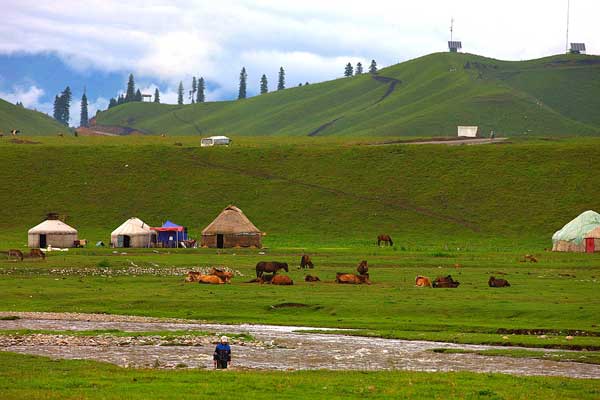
[300,255,314,269]
[357,260,368,275]
[6,249,24,261]
[256,261,288,278]
[29,249,46,259]
[489,276,511,287]
[377,234,393,246]
[432,275,460,288]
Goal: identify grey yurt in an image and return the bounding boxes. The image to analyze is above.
[28,215,78,248]
[201,205,262,248]
[111,217,156,248]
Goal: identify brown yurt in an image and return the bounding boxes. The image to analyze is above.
[28,216,78,248]
[201,205,262,248]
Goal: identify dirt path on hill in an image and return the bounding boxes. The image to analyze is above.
[369,137,509,146]
[1,312,598,377]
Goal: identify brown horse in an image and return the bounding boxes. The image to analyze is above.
[377,234,393,246]
[256,261,288,278]
[357,260,368,275]
[304,275,320,282]
[29,249,46,259]
[335,273,371,285]
[300,255,314,269]
[271,275,293,285]
[6,249,24,261]
[489,276,511,287]
[432,275,460,288]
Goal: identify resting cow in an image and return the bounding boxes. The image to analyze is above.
[271,275,293,285]
[415,275,431,287]
[335,273,371,285]
[357,260,368,275]
[300,255,314,269]
[489,276,511,287]
[432,275,460,288]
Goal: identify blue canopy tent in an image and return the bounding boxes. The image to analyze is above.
[152,220,188,248]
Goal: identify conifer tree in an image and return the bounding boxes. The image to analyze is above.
[125,73,136,102]
[117,94,125,105]
[108,98,117,108]
[277,67,285,90]
[53,95,61,120]
[154,88,160,103]
[191,77,197,103]
[177,81,184,105]
[344,63,353,77]
[197,77,205,103]
[80,90,89,127]
[135,89,142,102]
[53,86,72,125]
[355,62,363,75]
[260,74,268,94]
[369,59,378,74]
[238,67,247,99]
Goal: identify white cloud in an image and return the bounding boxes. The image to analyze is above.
[1,0,598,101]
[0,85,45,108]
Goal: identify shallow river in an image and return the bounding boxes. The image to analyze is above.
[1,312,599,378]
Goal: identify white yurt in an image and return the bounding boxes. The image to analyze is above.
[28,218,78,248]
[111,217,156,248]
[552,210,600,253]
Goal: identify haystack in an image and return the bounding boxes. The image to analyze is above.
[28,218,78,248]
[201,205,262,248]
[552,210,600,252]
[111,217,156,248]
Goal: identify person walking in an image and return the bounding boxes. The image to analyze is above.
[213,336,231,369]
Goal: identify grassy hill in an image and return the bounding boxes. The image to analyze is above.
[95,52,600,137]
[0,98,71,136]
[0,136,599,248]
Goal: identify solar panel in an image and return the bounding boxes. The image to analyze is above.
[448,41,462,49]
[570,43,586,51]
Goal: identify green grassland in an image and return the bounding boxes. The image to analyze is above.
[1,353,598,400]
[0,98,71,136]
[95,52,600,137]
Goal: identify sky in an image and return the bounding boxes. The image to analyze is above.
[0,0,597,125]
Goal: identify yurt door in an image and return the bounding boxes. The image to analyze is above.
[39,234,47,248]
[123,235,131,248]
[217,234,224,248]
[585,238,595,253]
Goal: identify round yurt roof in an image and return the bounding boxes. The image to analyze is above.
[111,217,153,236]
[202,205,261,235]
[552,210,600,244]
[28,219,77,234]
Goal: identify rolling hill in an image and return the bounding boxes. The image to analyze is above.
[0,98,71,136]
[94,52,600,137]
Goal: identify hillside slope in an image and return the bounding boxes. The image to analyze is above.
[96,52,600,137]
[0,137,599,248]
[0,98,71,135]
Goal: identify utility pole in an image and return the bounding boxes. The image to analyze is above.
[565,0,570,53]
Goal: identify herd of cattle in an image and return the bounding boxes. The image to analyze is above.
[184,255,512,288]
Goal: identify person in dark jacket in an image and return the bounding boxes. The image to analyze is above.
[213,336,231,369]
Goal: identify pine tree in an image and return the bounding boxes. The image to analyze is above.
[80,91,89,127]
[154,88,160,103]
[134,89,142,102]
[191,77,197,103]
[117,94,125,105]
[108,98,117,108]
[56,86,72,125]
[355,62,363,75]
[53,95,61,120]
[125,73,136,102]
[277,67,285,90]
[197,77,205,103]
[344,63,353,77]
[177,81,184,105]
[260,74,268,94]
[369,59,378,74]
[238,67,247,99]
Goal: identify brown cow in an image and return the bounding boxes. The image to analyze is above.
[335,273,371,285]
[7,249,24,261]
[432,275,460,288]
[198,275,225,284]
[271,275,293,285]
[185,271,202,282]
[489,276,511,287]
[209,267,233,283]
[357,260,368,275]
[415,275,432,287]
[300,255,314,269]
[304,275,320,282]
[377,234,393,246]
[29,249,46,259]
